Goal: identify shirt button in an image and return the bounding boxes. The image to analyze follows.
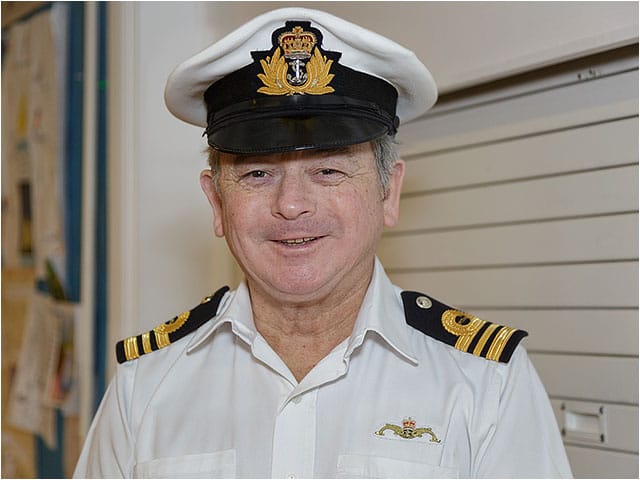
[291,396,302,405]
[288,475,296,479]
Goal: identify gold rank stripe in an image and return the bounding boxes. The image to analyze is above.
[115,286,230,364]
[124,336,140,361]
[472,323,501,356]
[120,309,193,361]
[155,329,171,349]
[486,326,517,361]
[141,332,153,354]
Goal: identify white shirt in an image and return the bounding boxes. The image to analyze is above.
[74,259,572,478]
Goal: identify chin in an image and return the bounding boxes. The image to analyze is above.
[259,270,338,302]
[270,277,328,297]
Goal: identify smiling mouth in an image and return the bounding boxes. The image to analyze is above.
[279,237,318,246]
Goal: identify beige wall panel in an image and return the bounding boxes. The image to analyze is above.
[396,165,637,232]
[388,262,638,308]
[402,117,638,194]
[197,2,638,94]
[379,213,637,269]
[565,445,638,478]
[530,353,638,404]
[184,2,640,94]
[470,309,638,356]
[399,70,638,155]
[594,404,638,453]
[422,48,638,119]
[550,400,638,453]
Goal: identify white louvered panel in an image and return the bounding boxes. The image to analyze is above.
[396,165,638,233]
[529,353,638,404]
[385,54,639,479]
[469,309,638,356]
[388,262,638,309]
[402,117,638,194]
[550,400,638,453]
[379,213,637,270]
[564,445,638,478]
[428,50,639,117]
[398,70,638,156]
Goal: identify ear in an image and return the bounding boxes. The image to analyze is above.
[200,169,225,238]
[382,159,405,228]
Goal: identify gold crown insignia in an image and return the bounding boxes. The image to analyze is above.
[278,26,317,59]
[402,417,417,429]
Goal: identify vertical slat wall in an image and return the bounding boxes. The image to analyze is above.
[379,49,638,478]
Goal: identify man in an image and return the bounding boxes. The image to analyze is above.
[75,8,572,478]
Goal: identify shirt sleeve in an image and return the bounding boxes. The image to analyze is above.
[73,362,137,478]
[474,346,573,478]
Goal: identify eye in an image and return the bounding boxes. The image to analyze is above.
[313,167,348,185]
[320,168,339,176]
[236,168,273,187]
[246,170,268,178]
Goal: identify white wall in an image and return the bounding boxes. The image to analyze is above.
[106,1,638,373]
[107,3,240,376]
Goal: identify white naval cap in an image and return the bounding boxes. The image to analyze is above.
[164,7,438,154]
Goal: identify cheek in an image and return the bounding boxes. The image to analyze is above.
[340,187,385,235]
[222,205,249,236]
[216,190,244,236]
[219,191,266,243]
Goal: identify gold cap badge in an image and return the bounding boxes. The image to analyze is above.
[257,24,335,96]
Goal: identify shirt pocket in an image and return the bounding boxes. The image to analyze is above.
[133,450,236,478]
[336,453,458,478]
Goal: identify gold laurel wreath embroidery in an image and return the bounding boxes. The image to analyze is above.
[257,47,335,96]
[154,310,190,348]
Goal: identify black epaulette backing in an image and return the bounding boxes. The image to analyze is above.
[115,286,230,364]
[401,291,527,363]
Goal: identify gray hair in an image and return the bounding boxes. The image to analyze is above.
[207,134,398,195]
[371,134,399,196]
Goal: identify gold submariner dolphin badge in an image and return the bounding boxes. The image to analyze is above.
[375,417,441,443]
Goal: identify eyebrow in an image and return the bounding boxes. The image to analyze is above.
[222,154,267,168]
[315,146,355,157]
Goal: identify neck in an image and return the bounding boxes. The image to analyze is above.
[248,272,371,382]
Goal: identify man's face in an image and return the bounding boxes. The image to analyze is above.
[200,141,404,304]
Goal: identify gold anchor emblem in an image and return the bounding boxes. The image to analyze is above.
[375,417,441,443]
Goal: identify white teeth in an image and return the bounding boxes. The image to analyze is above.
[281,237,316,245]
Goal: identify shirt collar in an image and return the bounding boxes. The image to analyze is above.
[187,257,417,364]
[187,282,257,353]
[344,257,418,364]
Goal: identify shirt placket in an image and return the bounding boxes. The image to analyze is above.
[269,341,352,478]
[271,388,319,478]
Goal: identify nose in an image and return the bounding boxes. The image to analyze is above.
[271,171,316,220]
